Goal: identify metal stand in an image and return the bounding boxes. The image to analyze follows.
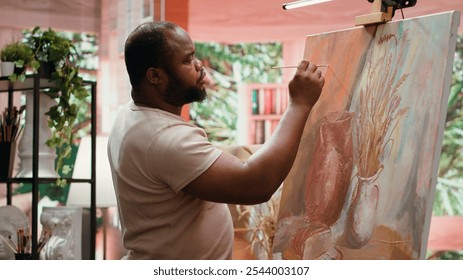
[0,75,97,260]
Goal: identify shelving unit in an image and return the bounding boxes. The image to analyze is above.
[0,75,97,260]
[237,83,288,145]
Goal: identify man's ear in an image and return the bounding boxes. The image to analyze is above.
[146,67,163,84]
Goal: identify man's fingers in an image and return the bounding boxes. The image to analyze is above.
[295,60,325,86]
[297,59,310,70]
[298,60,320,73]
[308,63,318,72]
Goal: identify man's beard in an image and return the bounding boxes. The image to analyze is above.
[163,68,207,106]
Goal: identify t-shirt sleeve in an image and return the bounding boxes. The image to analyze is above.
[145,123,222,193]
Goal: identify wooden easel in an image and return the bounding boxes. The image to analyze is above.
[355,0,394,26]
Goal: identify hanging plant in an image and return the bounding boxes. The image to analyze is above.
[23,27,90,186]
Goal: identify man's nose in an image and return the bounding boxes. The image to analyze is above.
[195,58,203,71]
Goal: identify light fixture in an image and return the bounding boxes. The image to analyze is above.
[282,0,333,10]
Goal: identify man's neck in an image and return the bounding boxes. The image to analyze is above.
[133,99,182,116]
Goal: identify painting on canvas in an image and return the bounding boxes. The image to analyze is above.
[273,11,460,260]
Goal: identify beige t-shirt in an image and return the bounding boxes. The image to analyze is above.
[107,101,233,259]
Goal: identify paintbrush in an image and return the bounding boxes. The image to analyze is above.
[0,106,25,143]
[37,230,50,253]
[0,235,17,253]
[271,64,329,69]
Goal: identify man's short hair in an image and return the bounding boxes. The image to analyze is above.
[124,21,177,90]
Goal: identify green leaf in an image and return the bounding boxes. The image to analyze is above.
[61,165,72,175]
[15,59,24,68]
[8,74,18,82]
[31,60,40,71]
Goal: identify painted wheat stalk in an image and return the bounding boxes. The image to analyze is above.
[354,33,409,179]
[346,32,410,247]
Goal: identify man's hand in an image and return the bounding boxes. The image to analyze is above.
[288,60,325,111]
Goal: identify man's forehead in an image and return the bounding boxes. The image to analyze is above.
[165,28,194,47]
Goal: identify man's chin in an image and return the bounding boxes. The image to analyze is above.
[194,87,208,101]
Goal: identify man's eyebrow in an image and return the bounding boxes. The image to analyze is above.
[183,50,195,61]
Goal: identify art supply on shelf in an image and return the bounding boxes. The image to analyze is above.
[0,105,25,181]
[0,105,25,143]
[0,228,32,259]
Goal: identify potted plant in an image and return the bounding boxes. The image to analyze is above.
[22,27,90,186]
[25,27,77,77]
[0,41,35,81]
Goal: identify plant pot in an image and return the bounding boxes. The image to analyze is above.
[0,141,16,182]
[14,65,26,75]
[39,61,56,79]
[1,61,15,77]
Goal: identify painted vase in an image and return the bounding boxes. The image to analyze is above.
[345,171,381,248]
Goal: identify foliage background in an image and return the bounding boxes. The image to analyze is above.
[191,42,282,144]
[432,35,463,259]
[435,35,463,217]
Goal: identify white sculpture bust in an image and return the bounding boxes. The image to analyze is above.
[39,207,82,260]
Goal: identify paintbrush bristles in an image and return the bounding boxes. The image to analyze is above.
[271,64,329,69]
[0,105,25,142]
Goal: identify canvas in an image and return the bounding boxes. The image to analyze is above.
[273,11,460,260]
